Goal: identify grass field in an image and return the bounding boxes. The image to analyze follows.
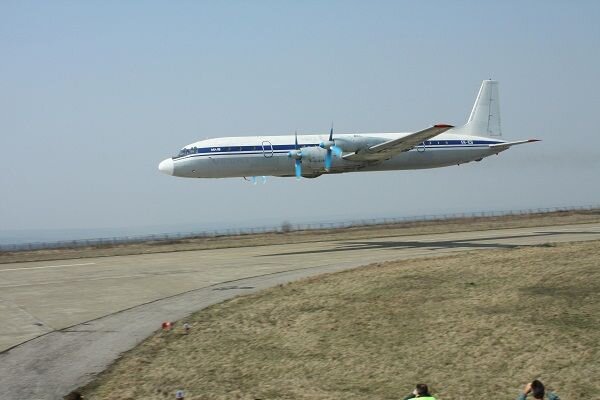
[81,239,600,399]
[3,209,600,264]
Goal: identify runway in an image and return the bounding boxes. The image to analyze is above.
[1,222,599,399]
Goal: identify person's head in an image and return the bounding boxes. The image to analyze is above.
[531,380,545,399]
[415,383,430,397]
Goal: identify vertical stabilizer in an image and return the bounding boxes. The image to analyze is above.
[453,80,502,137]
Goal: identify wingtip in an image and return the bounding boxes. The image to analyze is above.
[434,124,454,128]
[528,139,541,142]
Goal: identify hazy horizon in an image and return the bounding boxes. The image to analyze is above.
[3,203,596,246]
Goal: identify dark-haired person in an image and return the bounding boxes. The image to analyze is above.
[517,380,560,400]
[403,383,436,400]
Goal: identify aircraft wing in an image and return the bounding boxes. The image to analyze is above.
[343,124,454,162]
[488,139,541,152]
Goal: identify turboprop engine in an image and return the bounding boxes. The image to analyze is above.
[328,136,376,153]
[288,146,327,178]
[289,128,382,178]
[319,126,379,171]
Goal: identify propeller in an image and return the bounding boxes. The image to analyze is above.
[247,176,267,185]
[319,124,343,172]
[288,130,302,179]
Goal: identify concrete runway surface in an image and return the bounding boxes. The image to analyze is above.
[1,223,599,399]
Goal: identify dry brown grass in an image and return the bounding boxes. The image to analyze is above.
[3,210,600,264]
[82,240,600,400]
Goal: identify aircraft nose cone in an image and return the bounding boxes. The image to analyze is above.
[158,158,174,175]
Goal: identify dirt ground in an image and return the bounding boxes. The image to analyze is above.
[81,239,600,400]
[3,209,600,264]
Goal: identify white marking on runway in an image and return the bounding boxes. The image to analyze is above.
[0,262,96,273]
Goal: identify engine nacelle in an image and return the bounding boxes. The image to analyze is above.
[298,146,326,164]
[330,136,380,153]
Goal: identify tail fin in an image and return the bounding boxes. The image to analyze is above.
[453,80,502,137]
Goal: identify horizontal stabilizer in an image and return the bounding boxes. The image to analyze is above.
[489,139,540,151]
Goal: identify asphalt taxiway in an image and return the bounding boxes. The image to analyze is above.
[1,222,599,399]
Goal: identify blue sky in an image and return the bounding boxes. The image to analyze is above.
[1,1,599,239]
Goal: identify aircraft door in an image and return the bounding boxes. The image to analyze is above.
[262,141,273,158]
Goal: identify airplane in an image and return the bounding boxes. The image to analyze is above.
[158,80,538,180]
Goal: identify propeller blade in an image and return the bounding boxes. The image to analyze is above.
[323,124,335,172]
[295,130,299,149]
[295,159,302,179]
[261,176,267,184]
[251,176,257,185]
[325,149,332,171]
[331,145,343,157]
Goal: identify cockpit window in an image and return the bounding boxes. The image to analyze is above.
[176,147,198,157]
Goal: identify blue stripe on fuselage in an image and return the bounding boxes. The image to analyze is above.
[172,140,502,160]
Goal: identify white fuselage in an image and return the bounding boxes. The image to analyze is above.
[158,81,536,179]
[161,131,505,179]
